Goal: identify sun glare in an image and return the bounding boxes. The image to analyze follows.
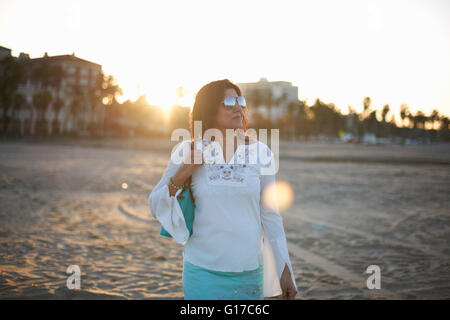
[177,93,196,108]
[2,1,448,117]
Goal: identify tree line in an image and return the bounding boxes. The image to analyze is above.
[1,55,448,143]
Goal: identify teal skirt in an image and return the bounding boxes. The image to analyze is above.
[182,260,264,300]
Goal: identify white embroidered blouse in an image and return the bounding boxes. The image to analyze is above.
[148,139,296,298]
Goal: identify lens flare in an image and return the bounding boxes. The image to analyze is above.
[262,180,294,212]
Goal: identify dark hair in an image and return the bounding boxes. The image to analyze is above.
[184,79,250,207]
[189,79,248,139]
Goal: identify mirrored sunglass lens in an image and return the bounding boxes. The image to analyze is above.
[224,96,236,107]
[238,96,246,107]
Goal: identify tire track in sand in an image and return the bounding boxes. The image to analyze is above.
[286,241,402,299]
[284,211,449,260]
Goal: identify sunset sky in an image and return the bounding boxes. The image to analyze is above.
[1,0,449,120]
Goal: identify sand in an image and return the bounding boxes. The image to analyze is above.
[0,138,449,299]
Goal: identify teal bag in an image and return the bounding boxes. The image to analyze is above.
[159,181,195,238]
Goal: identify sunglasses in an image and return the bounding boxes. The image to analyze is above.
[221,96,247,110]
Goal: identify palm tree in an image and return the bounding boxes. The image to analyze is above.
[69,85,84,134]
[46,65,65,135]
[52,96,64,135]
[296,99,311,138]
[310,99,340,137]
[99,72,123,105]
[0,55,25,134]
[368,110,377,134]
[407,111,415,129]
[361,96,372,135]
[284,101,297,140]
[96,72,123,136]
[32,90,52,136]
[399,104,410,128]
[439,116,449,141]
[429,109,440,130]
[414,111,427,130]
[381,104,390,122]
[275,91,288,126]
[381,104,390,137]
[11,92,26,136]
[30,62,64,89]
[346,105,359,137]
[246,88,262,127]
[362,97,372,119]
[87,87,100,135]
[263,90,274,127]
[27,61,66,136]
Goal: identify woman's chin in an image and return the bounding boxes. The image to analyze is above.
[230,120,242,129]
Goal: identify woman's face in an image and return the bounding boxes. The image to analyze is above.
[214,88,244,131]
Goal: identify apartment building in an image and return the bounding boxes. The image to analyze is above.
[4,47,104,135]
[237,77,299,121]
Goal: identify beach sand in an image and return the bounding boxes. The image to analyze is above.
[0,138,449,299]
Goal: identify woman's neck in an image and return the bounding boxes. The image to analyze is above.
[218,128,236,149]
[202,128,247,147]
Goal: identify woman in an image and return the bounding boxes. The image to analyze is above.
[148,79,297,300]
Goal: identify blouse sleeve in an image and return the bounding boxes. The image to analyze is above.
[259,144,297,298]
[148,141,190,245]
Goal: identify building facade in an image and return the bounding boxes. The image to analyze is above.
[237,77,299,121]
[1,45,104,136]
[0,45,12,60]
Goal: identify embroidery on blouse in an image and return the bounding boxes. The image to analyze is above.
[205,163,248,186]
[200,140,262,186]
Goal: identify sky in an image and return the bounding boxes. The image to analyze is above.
[1,0,449,121]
